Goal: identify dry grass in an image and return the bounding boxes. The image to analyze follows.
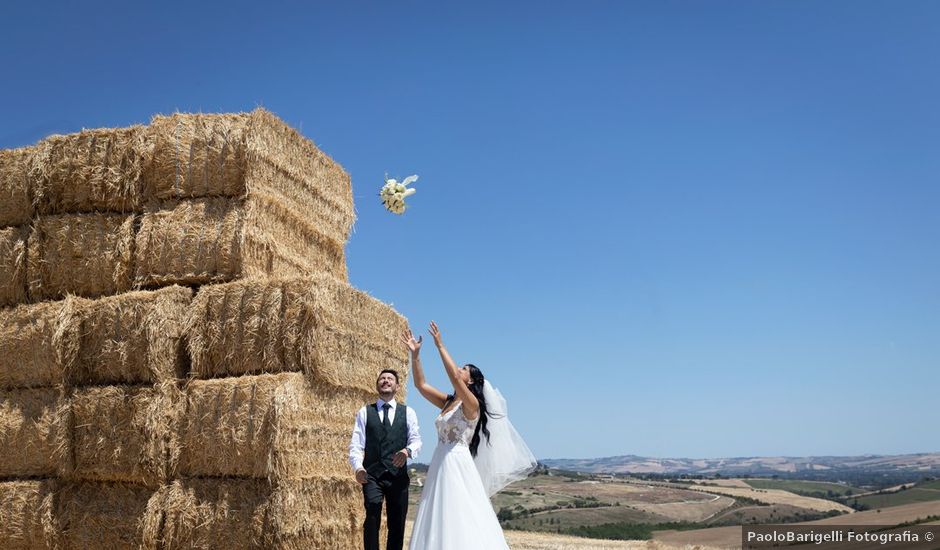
[807,500,940,526]
[0,480,57,550]
[0,387,67,478]
[653,525,742,549]
[683,485,853,513]
[177,372,371,480]
[630,495,735,523]
[26,213,134,302]
[30,126,148,216]
[0,148,33,228]
[505,528,724,550]
[58,285,191,385]
[158,477,361,550]
[0,225,29,308]
[185,276,408,396]
[0,300,63,389]
[69,382,181,488]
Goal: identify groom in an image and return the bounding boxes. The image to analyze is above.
[349,368,422,550]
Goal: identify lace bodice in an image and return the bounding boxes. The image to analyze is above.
[435,401,477,446]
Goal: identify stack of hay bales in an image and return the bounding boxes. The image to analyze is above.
[0,110,408,549]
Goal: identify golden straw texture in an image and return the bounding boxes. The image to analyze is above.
[144,109,353,241]
[158,477,361,550]
[0,480,57,550]
[0,387,67,478]
[26,213,134,302]
[185,276,408,395]
[30,126,147,215]
[0,225,29,308]
[0,300,64,390]
[69,383,181,488]
[0,148,33,228]
[58,286,191,386]
[57,481,160,550]
[134,196,347,288]
[178,373,371,480]
[134,198,242,287]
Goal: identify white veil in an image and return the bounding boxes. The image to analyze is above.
[473,380,538,497]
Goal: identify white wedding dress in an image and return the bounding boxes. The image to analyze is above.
[408,400,510,550]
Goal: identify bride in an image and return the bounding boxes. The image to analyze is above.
[401,321,537,550]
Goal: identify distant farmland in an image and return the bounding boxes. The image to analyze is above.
[853,480,940,508]
[685,481,854,513]
[744,479,862,497]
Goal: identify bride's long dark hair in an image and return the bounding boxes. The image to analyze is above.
[443,364,494,457]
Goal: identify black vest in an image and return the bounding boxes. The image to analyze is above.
[363,402,409,478]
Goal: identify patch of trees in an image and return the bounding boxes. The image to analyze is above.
[561,521,699,541]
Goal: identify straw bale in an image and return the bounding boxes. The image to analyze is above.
[144,113,247,200]
[0,300,64,389]
[0,387,67,478]
[0,225,29,307]
[185,276,408,395]
[0,148,33,228]
[26,213,134,302]
[158,476,360,550]
[0,480,57,550]
[30,126,147,215]
[240,189,349,281]
[58,285,191,386]
[134,196,347,288]
[245,109,353,234]
[304,275,409,394]
[185,278,312,379]
[178,373,372,480]
[57,481,160,550]
[70,383,181,488]
[133,197,241,287]
[144,109,353,243]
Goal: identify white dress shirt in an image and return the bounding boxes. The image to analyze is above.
[348,398,422,473]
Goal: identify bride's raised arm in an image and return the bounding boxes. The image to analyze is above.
[428,321,479,418]
[401,328,448,408]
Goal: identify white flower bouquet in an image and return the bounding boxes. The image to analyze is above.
[380,174,419,214]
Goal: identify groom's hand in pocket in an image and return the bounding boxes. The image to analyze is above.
[392,449,409,468]
[355,469,368,485]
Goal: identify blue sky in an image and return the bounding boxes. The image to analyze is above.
[2,2,938,459]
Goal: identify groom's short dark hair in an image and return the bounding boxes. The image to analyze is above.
[378,369,400,383]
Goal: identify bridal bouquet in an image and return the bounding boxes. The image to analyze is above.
[380,174,419,214]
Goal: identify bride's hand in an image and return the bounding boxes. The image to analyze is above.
[400,328,422,355]
[429,321,444,347]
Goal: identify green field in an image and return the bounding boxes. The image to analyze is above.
[854,487,940,509]
[744,479,861,497]
[918,479,940,490]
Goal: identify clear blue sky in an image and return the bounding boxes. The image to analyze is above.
[2,2,938,460]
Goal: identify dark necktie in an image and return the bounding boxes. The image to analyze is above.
[382,403,391,429]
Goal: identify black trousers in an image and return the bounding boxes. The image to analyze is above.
[362,470,410,550]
